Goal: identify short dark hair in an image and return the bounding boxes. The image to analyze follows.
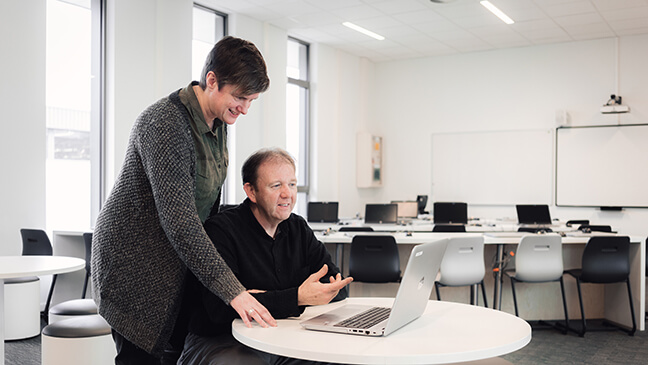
[199,36,270,95]
[242,148,296,189]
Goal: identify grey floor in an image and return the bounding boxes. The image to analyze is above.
[6,320,648,364]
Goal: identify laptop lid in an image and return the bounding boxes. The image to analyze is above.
[391,201,419,219]
[307,202,339,223]
[300,238,449,336]
[364,204,398,224]
[516,204,552,224]
[433,202,468,224]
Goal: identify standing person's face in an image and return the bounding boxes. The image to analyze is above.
[245,159,298,230]
[204,72,260,125]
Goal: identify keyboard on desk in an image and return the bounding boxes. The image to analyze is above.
[334,306,391,329]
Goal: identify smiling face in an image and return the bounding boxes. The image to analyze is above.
[202,71,260,125]
[244,158,298,236]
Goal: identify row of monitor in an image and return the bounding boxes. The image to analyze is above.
[307,201,553,225]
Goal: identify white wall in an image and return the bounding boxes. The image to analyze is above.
[0,0,47,255]
[346,34,648,237]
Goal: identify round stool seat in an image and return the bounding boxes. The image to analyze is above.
[4,276,39,284]
[41,315,116,365]
[42,314,110,338]
[49,298,98,323]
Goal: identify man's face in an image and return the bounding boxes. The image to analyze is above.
[209,83,260,125]
[247,159,297,228]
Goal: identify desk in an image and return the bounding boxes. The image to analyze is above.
[316,231,645,331]
[0,256,85,365]
[232,297,531,364]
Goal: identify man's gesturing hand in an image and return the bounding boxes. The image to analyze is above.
[298,264,353,306]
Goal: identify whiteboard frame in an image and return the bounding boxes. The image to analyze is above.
[555,123,648,209]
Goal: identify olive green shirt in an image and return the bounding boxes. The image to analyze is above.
[179,81,228,223]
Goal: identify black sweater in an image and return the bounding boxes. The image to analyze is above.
[188,199,347,336]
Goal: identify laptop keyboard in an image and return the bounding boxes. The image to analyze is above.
[334,307,391,329]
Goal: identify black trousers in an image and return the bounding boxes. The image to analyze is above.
[178,332,337,365]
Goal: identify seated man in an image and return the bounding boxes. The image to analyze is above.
[179,147,353,365]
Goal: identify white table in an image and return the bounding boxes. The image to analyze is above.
[233,297,531,364]
[0,256,85,365]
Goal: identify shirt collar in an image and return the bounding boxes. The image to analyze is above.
[179,81,223,134]
[242,198,286,240]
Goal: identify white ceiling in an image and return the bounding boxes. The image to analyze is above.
[202,0,648,62]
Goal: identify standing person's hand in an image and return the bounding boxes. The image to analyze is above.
[230,291,277,328]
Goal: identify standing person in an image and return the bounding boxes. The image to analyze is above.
[91,36,276,364]
[178,147,353,364]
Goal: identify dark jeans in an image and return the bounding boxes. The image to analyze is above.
[178,332,337,365]
[111,329,161,365]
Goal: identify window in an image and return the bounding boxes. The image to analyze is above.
[46,0,103,231]
[192,4,233,203]
[286,37,310,216]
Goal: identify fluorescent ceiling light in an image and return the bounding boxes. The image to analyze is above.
[342,22,385,41]
[480,1,514,25]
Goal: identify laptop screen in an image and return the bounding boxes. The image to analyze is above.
[307,202,339,223]
[364,204,398,224]
[433,202,468,224]
[516,204,552,224]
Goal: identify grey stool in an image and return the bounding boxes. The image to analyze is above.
[41,314,116,365]
[49,298,98,323]
[3,276,41,340]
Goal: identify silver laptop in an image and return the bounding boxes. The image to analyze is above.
[300,239,448,337]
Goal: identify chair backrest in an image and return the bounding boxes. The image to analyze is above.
[514,234,563,282]
[581,236,630,283]
[566,219,589,227]
[579,224,612,233]
[433,224,466,232]
[348,235,400,283]
[438,236,485,286]
[20,228,53,256]
[339,226,374,232]
[517,227,553,233]
[83,232,93,274]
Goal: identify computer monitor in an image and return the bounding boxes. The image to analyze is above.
[516,204,552,225]
[307,202,339,223]
[391,201,419,219]
[364,204,398,224]
[416,195,428,214]
[433,202,468,224]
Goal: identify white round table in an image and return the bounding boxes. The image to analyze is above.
[233,297,531,365]
[0,256,85,365]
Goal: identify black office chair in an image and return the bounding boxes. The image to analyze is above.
[348,235,400,283]
[20,228,57,317]
[433,224,466,232]
[339,226,374,232]
[564,236,636,336]
[518,227,553,233]
[578,224,612,233]
[81,232,92,298]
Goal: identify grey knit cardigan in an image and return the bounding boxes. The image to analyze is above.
[91,90,245,356]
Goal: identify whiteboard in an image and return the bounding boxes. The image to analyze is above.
[556,124,648,208]
[431,130,553,205]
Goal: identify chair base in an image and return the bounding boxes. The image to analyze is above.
[525,320,568,334]
[556,318,635,337]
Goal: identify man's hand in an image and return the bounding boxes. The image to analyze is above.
[230,291,277,328]
[298,264,354,306]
